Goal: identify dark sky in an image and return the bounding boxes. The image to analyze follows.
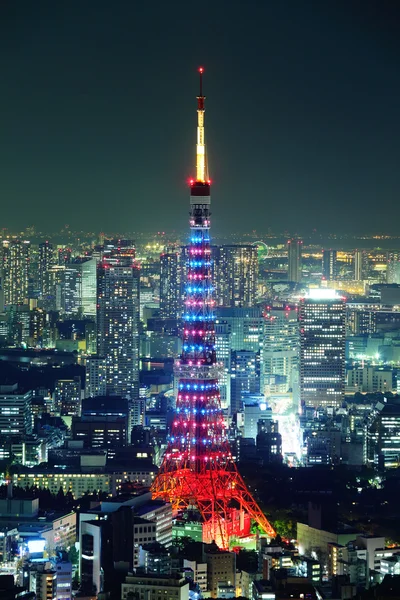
[1,1,400,236]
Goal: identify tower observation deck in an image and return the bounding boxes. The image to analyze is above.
[151,68,275,549]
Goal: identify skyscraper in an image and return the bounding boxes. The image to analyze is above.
[38,241,55,299]
[97,240,140,402]
[213,245,258,307]
[81,258,97,318]
[64,265,81,315]
[299,290,346,410]
[2,239,30,306]
[354,250,367,281]
[322,249,337,281]
[160,247,182,319]
[287,238,302,283]
[264,306,299,392]
[230,350,261,415]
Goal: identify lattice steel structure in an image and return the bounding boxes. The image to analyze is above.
[151,68,275,549]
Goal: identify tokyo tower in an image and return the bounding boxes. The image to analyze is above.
[151,68,275,549]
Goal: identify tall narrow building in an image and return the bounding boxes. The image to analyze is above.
[2,239,30,306]
[299,290,346,410]
[213,245,258,307]
[322,249,337,281]
[287,238,302,283]
[160,247,182,319]
[151,68,275,549]
[97,240,140,402]
[38,241,55,299]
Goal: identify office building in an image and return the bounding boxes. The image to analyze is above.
[121,574,189,600]
[287,238,302,283]
[299,290,346,409]
[72,396,129,450]
[230,350,261,415]
[160,247,182,319]
[2,239,30,306]
[0,384,32,437]
[213,245,258,307]
[55,561,72,600]
[81,258,97,318]
[264,306,299,392]
[54,377,81,416]
[97,240,140,401]
[216,307,264,353]
[85,356,107,398]
[322,249,337,281]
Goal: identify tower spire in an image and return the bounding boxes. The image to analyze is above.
[196,67,207,183]
[151,69,275,549]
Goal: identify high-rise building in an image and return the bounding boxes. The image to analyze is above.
[85,356,107,398]
[387,252,400,284]
[38,241,55,299]
[160,247,182,319]
[97,240,140,401]
[215,320,231,411]
[64,265,81,315]
[2,239,30,306]
[45,265,65,312]
[354,250,367,281]
[322,249,337,281]
[264,306,299,393]
[287,238,302,283]
[367,399,400,469]
[230,350,261,415]
[299,290,346,410]
[215,307,264,353]
[81,258,97,318]
[213,245,258,307]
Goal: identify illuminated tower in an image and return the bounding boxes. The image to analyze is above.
[151,69,275,549]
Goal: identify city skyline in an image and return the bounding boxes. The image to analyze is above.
[1,1,400,235]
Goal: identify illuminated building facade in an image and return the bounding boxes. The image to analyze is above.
[54,377,82,416]
[160,247,182,319]
[354,250,367,281]
[213,245,258,307]
[97,240,140,401]
[287,238,302,283]
[0,384,32,437]
[264,306,299,391]
[322,249,337,281]
[299,290,346,410]
[151,69,274,549]
[38,241,55,299]
[387,252,400,284]
[2,239,30,306]
[81,257,97,317]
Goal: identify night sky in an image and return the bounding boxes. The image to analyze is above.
[1,0,400,236]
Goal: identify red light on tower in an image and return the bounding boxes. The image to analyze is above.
[199,66,204,73]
